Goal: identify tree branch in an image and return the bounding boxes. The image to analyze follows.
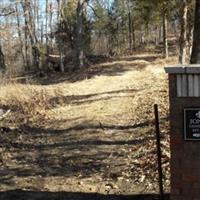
[0,10,15,17]
[87,4,101,19]
[0,110,10,121]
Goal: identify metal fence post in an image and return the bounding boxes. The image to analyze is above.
[154,104,164,200]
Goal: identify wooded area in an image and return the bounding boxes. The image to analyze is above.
[1,1,200,199]
[0,0,199,76]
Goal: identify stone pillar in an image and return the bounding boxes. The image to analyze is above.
[165,65,200,200]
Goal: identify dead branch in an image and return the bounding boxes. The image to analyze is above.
[0,110,11,121]
[0,11,15,17]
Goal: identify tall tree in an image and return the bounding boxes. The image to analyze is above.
[187,0,195,57]
[0,1,15,71]
[179,0,188,64]
[57,0,65,72]
[49,0,53,49]
[127,0,133,51]
[190,0,200,64]
[15,3,26,68]
[21,0,41,70]
[162,1,168,59]
[74,0,88,69]
[46,0,49,57]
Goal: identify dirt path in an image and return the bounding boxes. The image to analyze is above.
[0,54,175,199]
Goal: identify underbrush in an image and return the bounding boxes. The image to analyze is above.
[0,83,63,126]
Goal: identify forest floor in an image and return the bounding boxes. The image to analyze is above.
[0,53,177,200]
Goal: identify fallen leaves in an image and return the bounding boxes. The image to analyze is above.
[0,54,172,195]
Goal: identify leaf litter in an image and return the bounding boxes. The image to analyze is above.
[0,54,177,197]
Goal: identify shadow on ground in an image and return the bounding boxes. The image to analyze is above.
[49,89,138,106]
[118,55,160,62]
[0,190,170,200]
[0,89,138,115]
[0,118,168,183]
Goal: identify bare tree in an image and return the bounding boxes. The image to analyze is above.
[190,0,200,64]
[74,0,88,69]
[0,2,15,71]
[127,0,132,51]
[0,43,6,71]
[187,3,194,58]
[46,0,49,56]
[15,3,26,68]
[49,0,53,50]
[21,0,41,71]
[179,0,188,64]
[163,2,168,59]
[57,0,65,73]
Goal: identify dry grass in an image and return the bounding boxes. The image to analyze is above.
[0,54,173,127]
[0,83,64,126]
[0,53,177,195]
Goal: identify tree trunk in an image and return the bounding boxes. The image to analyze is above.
[146,23,149,45]
[187,10,194,58]
[46,0,52,70]
[59,46,65,73]
[155,26,159,46]
[49,1,53,50]
[16,3,26,68]
[22,1,41,71]
[127,0,134,52]
[57,0,60,21]
[128,11,132,52]
[179,0,188,64]
[159,25,162,43]
[163,10,168,58]
[33,0,37,38]
[22,2,30,69]
[41,21,44,44]
[190,0,200,64]
[132,16,136,49]
[57,0,65,73]
[74,0,87,69]
[46,0,49,56]
[0,44,6,72]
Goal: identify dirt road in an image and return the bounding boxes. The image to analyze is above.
[0,54,175,199]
